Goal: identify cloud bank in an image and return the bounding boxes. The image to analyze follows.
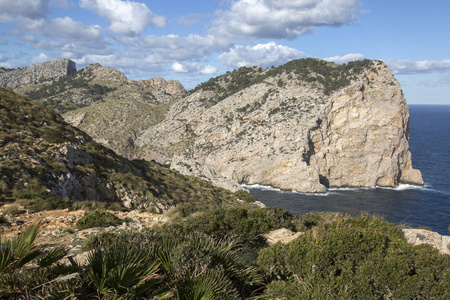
[323,53,366,64]
[80,0,167,36]
[211,0,362,39]
[219,42,306,68]
[386,59,450,74]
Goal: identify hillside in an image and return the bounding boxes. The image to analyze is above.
[3,58,424,193]
[0,60,186,158]
[132,58,423,192]
[0,87,243,212]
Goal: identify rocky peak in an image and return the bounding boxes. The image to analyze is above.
[85,63,128,87]
[0,59,76,90]
[139,77,186,99]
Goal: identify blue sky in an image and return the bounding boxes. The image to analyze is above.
[0,0,449,104]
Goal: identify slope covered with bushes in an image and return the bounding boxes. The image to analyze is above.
[0,87,240,211]
[1,208,449,299]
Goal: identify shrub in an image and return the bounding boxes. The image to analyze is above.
[0,180,8,196]
[258,214,450,299]
[3,204,25,216]
[234,190,258,203]
[12,179,72,212]
[76,210,122,229]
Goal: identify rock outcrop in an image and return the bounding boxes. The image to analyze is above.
[403,229,450,255]
[134,59,423,192]
[0,59,76,90]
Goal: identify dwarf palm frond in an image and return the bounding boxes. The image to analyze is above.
[177,269,235,300]
[156,232,264,299]
[86,242,161,298]
[0,223,41,273]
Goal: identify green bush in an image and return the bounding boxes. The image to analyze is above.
[0,180,8,196]
[0,224,79,299]
[3,204,25,216]
[258,214,450,299]
[85,231,264,299]
[76,210,122,229]
[234,190,258,203]
[13,179,72,212]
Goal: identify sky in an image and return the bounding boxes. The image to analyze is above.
[0,0,449,104]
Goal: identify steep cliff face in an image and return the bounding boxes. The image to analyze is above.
[134,59,423,192]
[0,59,76,90]
[307,65,424,188]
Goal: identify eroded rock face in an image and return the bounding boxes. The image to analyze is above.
[0,59,76,90]
[308,69,424,188]
[403,229,450,255]
[135,60,422,192]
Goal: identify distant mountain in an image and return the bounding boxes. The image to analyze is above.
[0,87,240,212]
[0,59,186,159]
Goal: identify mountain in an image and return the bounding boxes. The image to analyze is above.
[3,58,423,193]
[0,59,76,91]
[132,59,423,192]
[0,87,242,212]
[0,59,186,158]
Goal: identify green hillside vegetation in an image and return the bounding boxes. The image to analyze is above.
[0,87,240,211]
[191,58,377,102]
[2,209,449,299]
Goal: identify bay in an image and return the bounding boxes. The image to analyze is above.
[247,105,450,235]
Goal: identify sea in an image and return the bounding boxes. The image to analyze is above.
[246,105,450,235]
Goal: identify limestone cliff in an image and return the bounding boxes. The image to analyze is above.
[0,59,76,90]
[134,59,423,192]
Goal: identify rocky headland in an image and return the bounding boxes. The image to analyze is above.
[1,58,423,193]
[133,59,423,192]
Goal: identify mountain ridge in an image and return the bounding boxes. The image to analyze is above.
[1,58,424,193]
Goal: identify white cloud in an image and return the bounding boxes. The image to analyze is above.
[323,53,366,64]
[386,59,450,74]
[0,62,13,68]
[171,62,218,75]
[30,52,50,64]
[48,17,101,40]
[13,16,102,50]
[211,0,362,39]
[171,62,188,73]
[200,65,218,75]
[80,0,166,36]
[139,34,232,61]
[72,54,136,68]
[218,42,306,68]
[0,0,49,22]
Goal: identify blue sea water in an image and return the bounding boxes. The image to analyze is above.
[247,105,450,235]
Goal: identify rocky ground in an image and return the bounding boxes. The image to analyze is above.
[0,203,169,263]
